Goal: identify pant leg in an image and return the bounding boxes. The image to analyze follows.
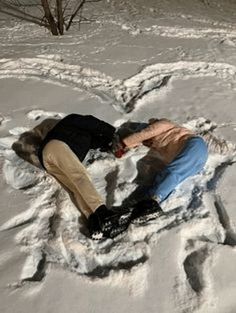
[42,140,104,218]
[46,162,93,217]
[149,137,208,202]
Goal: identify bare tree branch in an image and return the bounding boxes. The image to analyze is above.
[0,0,44,21]
[62,0,71,15]
[0,7,48,27]
[0,0,100,35]
[41,0,58,35]
[65,0,86,31]
[6,0,40,7]
[56,0,64,34]
[80,15,95,22]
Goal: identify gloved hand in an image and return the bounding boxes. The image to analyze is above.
[112,134,128,158]
[114,140,128,158]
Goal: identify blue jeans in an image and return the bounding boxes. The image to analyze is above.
[148,136,208,202]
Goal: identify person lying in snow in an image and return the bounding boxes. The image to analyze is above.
[113,118,209,223]
[12,114,131,240]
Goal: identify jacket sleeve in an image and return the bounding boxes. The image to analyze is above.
[123,120,173,148]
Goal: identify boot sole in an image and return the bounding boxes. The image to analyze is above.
[91,212,132,240]
[91,231,104,240]
[109,223,129,238]
[91,223,129,240]
[102,212,132,232]
[132,211,162,225]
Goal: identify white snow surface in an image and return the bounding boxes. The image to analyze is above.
[0,1,236,313]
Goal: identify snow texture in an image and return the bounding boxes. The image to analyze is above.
[0,106,235,305]
[1,57,236,113]
[1,1,236,311]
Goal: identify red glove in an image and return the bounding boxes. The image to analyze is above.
[114,140,127,158]
[114,147,126,158]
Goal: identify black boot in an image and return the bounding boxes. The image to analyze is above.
[88,205,132,240]
[87,211,104,240]
[108,219,130,238]
[131,199,163,224]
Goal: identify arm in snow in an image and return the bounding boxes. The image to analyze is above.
[123,119,173,148]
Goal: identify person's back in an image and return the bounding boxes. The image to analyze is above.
[123,118,194,164]
[113,117,208,224]
[12,114,131,240]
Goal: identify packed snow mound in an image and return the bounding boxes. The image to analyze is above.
[0,113,235,302]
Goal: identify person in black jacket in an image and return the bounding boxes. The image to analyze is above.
[13,114,131,240]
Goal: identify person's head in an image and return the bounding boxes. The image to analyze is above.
[148,118,159,124]
[12,131,42,167]
[12,118,60,167]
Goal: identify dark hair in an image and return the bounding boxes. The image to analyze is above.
[12,131,42,167]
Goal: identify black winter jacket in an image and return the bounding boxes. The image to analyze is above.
[38,114,115,168]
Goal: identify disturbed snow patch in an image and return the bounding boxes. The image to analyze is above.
[27,109,65,121]
[0,115,235,301]
[1,57,236,113]
[0,55,236,300]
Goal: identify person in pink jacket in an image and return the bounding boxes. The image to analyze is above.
[114,118,208,223]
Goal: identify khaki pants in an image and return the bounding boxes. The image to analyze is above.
[42,140,104,218]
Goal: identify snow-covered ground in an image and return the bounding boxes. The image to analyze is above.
[0,1,236,312]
